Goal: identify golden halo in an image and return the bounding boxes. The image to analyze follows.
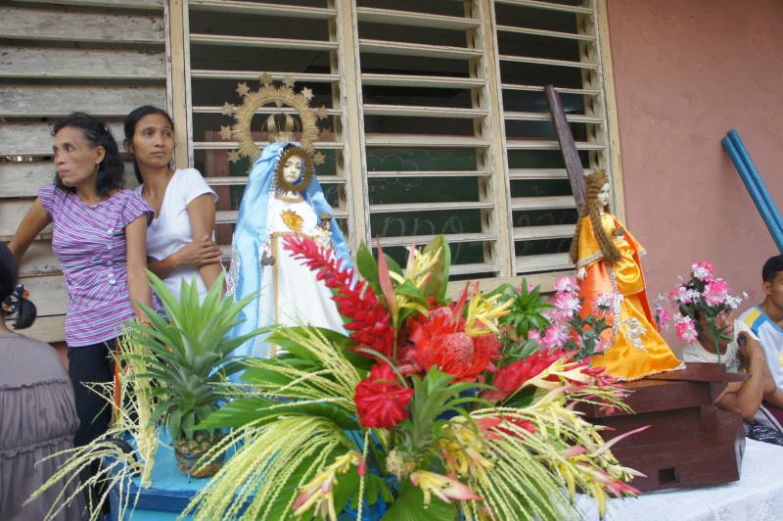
[275,145,313,193]
[229,80,320,163]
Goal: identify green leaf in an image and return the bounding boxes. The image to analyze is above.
[502,386,537,409]
[331,468,361,515]
[240,360,320,388]
[419,236,450,300]
[376,242,398,320]
[394,281,426,300]
[384,254,404,277]
[381,481,456,521]
[260,447,341,521]
[313,327,374,371]
[357,243,381,296]
[264,327,324,362]
[196,397,359,431]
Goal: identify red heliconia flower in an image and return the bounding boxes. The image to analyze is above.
[284,236,396,359]
[404,306,501,382]
[354,363,414,428]
[483,348,567,402]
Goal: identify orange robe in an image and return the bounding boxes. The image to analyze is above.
[576,213,684,380]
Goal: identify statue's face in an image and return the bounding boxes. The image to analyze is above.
[597,182,611,208]
[282,155,303,184]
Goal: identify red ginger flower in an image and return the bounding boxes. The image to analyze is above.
[284,236,396,359]
[403,306,501,382]
[484,348,567,402]
[354,363,413,428]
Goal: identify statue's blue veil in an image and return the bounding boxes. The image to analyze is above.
[227,142,352,360]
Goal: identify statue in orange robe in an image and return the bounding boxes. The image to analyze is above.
[571,170,684,380]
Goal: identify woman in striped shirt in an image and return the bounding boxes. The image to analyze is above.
[8,113,153,450]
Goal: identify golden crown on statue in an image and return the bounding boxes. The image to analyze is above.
[218,73,329,165]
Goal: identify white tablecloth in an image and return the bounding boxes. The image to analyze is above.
[575,439,783,521]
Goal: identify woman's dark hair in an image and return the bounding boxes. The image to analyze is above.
[52,112,125,197]
[124,105,175,185]
[0,243,36,330]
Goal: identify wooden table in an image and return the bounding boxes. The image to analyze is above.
[581,362,748,491]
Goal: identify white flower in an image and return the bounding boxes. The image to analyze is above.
[596,293,614,310]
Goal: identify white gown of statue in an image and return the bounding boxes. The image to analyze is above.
[255,192,345,358]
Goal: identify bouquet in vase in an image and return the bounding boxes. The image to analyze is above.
[667,261,745,362]
[185,236,642,521]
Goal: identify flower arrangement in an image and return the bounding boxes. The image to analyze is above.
[667,261,745,362]
[183,236,642,521]
[486,275,613,364]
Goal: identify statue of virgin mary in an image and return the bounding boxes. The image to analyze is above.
[228,141,352,359]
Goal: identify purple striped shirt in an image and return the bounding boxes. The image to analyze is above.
[39,185,153,347]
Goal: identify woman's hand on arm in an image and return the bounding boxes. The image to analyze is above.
[125,216,152,318]
[147,236,222,278]
[8,198,52,262]
[186,193,223,291]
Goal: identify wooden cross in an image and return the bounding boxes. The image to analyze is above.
[544,85,586,210]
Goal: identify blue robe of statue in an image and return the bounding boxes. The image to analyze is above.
[228,142,352,360]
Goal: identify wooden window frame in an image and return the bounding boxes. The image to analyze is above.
[165,0,624,292]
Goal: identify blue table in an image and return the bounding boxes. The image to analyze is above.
[108,443,206,521]
[106,442,381,520]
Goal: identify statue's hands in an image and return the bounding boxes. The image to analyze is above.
[576,267,587,281]
[174,236,222,268]
[319,217,331,231]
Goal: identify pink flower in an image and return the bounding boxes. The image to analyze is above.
[541,309,558,323]
[541,325,569,350]
[655,306,671,328]
[703,278,729,306]
[690,261,715,282]
[667,286,691,304]
[553,276,580,295]
[552,291,581,319]
[674,314,698,343]
[528,329,541,341]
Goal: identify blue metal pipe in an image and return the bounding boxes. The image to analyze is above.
[727,130,783,233]
[723,136,782,237]
[722,134,783,252]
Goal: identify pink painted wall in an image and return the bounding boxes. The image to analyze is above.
[606,0,783,341]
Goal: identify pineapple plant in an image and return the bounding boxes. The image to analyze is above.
[127,271,263,478]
